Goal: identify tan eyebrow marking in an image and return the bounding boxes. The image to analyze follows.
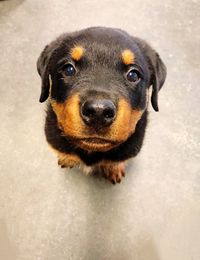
[70,46,84,61]
[121,49,135,65]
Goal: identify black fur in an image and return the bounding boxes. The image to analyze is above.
[37,27,166,166]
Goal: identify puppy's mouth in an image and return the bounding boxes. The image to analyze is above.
[77,137,119,152]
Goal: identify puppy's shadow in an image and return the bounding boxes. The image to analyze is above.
[63,160,146,259]
[64,161,161,259]
[63,164,112,190]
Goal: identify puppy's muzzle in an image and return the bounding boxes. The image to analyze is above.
[81,99,116,128]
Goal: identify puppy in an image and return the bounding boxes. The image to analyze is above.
[37,27,166,184]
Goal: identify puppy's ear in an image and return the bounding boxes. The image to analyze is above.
[135,38,167,111]
[37,42,56,102]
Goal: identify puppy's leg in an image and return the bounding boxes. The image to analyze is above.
[48,145,82,169]
[100,162,125,184]
[57,153,81,169]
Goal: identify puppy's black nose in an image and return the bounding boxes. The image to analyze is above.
[81,99,116,127]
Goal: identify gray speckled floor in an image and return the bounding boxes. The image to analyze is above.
[0,0,200,259]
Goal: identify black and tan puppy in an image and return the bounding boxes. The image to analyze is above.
[37,27,166,184]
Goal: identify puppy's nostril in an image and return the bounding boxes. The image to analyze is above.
[103,107,115,119]
[84,107,95,118]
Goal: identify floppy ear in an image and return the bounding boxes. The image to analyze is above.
[135,38,167,111]
[37,42,56,102]
[150,52,167,111]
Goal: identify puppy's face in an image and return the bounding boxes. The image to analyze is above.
[37,27,166,152]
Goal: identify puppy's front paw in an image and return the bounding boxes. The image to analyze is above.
[101,163,125,184]
[57,153,81,169]
[58,159,73,168]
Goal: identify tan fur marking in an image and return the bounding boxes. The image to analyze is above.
[70,46,84,61]
[107,98,143,142]
[121,49,135,65]
[51,94,85,138]
[51,95,144,151]
[78,140,115,152]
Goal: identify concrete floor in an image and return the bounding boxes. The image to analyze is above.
[0,0,200,259]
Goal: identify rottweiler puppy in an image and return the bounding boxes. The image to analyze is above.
[37,27,166,184]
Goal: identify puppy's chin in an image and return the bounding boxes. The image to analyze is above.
[75,138,120,152]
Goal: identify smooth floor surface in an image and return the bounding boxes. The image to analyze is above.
[0,0,200,259]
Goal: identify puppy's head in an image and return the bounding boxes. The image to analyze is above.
[37,27,166,152]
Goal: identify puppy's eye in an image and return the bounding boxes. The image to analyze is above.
[63,63,76,76]
[126,69,141,83]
